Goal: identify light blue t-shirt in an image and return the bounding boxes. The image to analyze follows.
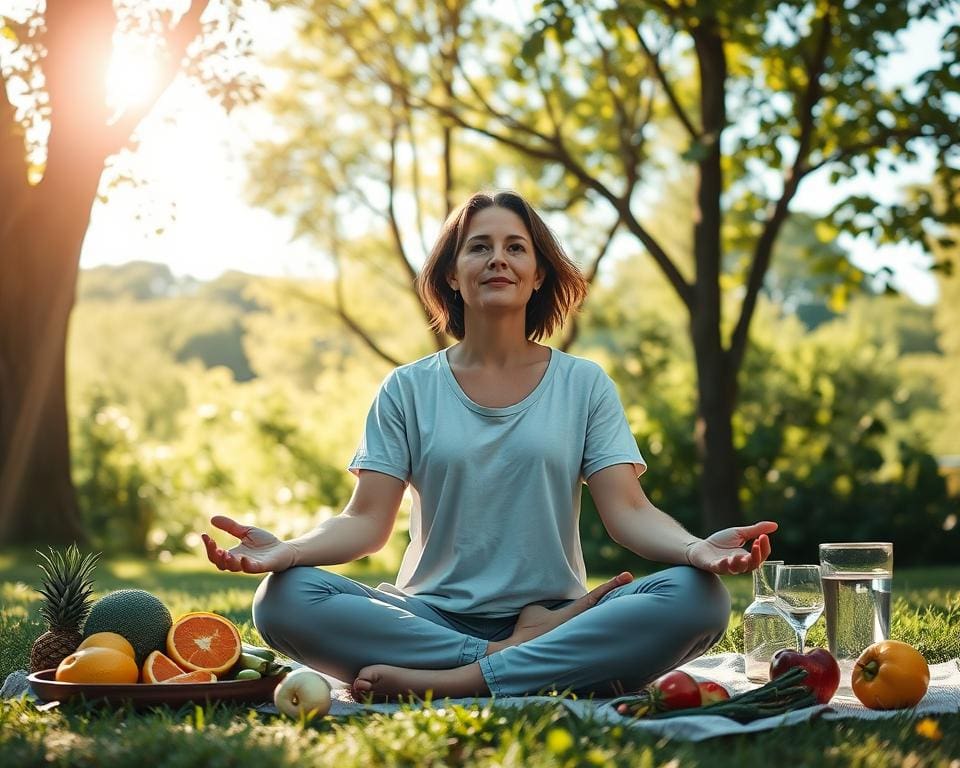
[348,347,646,617]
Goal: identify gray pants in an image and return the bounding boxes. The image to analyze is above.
[252,565,730,697]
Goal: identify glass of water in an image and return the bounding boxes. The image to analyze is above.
[773,565,825,652]
[819,542,893,696]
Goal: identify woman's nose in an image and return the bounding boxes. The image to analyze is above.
[487,248,508,266]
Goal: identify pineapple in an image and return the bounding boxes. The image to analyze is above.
[29,544,101,673]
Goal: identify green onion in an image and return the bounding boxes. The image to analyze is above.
[614,667,821,724]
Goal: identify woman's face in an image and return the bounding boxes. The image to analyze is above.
[447,206,544,314]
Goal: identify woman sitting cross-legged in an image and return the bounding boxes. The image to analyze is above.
[201,190,776,701]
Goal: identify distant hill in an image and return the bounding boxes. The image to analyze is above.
[77,262,265,381]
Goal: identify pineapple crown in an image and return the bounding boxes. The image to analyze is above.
[36,544,101,632]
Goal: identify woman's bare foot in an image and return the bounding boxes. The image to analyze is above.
[352,662,489,701]
[486,571,633,655]
[351,573,635,700]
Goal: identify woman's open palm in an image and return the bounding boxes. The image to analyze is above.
[687,521,777,575]
[201,515,296,574]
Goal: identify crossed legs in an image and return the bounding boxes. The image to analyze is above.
[252,566,730,701]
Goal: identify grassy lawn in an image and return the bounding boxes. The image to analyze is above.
[1,551,958,766]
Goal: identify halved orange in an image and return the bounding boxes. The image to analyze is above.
[161,670,218,684]
[141,649,186,683]
[166,612,241,675]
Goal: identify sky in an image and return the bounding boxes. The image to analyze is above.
[75,4,953,305]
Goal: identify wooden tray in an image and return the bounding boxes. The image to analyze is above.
[28,668,286,709]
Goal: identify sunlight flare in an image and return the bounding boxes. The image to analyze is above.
[105,37,163,118]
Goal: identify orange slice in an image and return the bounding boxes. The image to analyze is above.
[166,612,241,675]
[161,670,218,684]
[141,649,186,683]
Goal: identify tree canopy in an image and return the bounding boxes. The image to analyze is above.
[250,0,960,531]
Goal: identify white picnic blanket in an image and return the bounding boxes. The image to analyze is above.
[308,653,960,742]
[8,653,959,742]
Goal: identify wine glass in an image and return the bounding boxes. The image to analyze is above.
[773,564,824,652]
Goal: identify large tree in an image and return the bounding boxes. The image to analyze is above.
[0,1,261,545]
[263,0,959,532]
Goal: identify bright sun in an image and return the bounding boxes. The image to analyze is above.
[105,37,163,117]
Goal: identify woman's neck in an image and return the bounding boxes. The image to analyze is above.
[450,315,541,368]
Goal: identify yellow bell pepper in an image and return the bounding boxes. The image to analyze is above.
[851,640,929,710]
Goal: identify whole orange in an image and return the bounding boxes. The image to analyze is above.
[77,632,136,660]
[55,647,139,684]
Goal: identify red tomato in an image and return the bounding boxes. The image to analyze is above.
[698,680,731,705]
[648,669,702,712]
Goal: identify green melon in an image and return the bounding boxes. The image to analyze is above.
[82,589,172,665]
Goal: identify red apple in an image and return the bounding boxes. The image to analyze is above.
[769,648,840,704]
[697,680,731,705]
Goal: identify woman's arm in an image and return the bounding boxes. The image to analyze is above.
[286,470,406,566]
[586,463,775,574]
[203,470,406,573]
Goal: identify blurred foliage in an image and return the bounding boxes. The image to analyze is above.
[929,236,960,456]
[66,256,958,571]
[575,259,957,569]
[67,266,409,568]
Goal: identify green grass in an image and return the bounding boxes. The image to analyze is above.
[2,552,959,766]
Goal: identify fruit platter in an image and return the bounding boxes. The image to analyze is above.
[27,666,287,709]
[26,546,291,709]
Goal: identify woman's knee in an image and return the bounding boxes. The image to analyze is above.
[651,566,731,635]
[682,567,730,628]
[251,566,337,642]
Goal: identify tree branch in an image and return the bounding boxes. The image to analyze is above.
[401,100,430,256]
[386,116,417,284]
[806,126,960,176]
[633,25,699,140]
[585,14,640,191]
[559,216,622,352]
[385,112,448,351]
[728,2,834,375]
[411,86,693,309]
[329,231,403,369]
[106,0,211,151]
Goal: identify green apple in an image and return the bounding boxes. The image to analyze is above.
[273,668,332,719]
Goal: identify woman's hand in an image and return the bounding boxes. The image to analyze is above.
[201,515,297,574]
[686,521,777,575]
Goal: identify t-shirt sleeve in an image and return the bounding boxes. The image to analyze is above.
[348,371,411,483]
[581,369,646,481]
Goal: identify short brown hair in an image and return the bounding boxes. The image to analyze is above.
[416,191,588,341]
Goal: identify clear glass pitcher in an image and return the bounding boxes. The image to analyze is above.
[743,560,794,682]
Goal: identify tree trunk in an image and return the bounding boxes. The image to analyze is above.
[0,181,95,546]
[691,21,740,534]
[0,0,210,547]
[0,0,119,547]
[691,327,740,534]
